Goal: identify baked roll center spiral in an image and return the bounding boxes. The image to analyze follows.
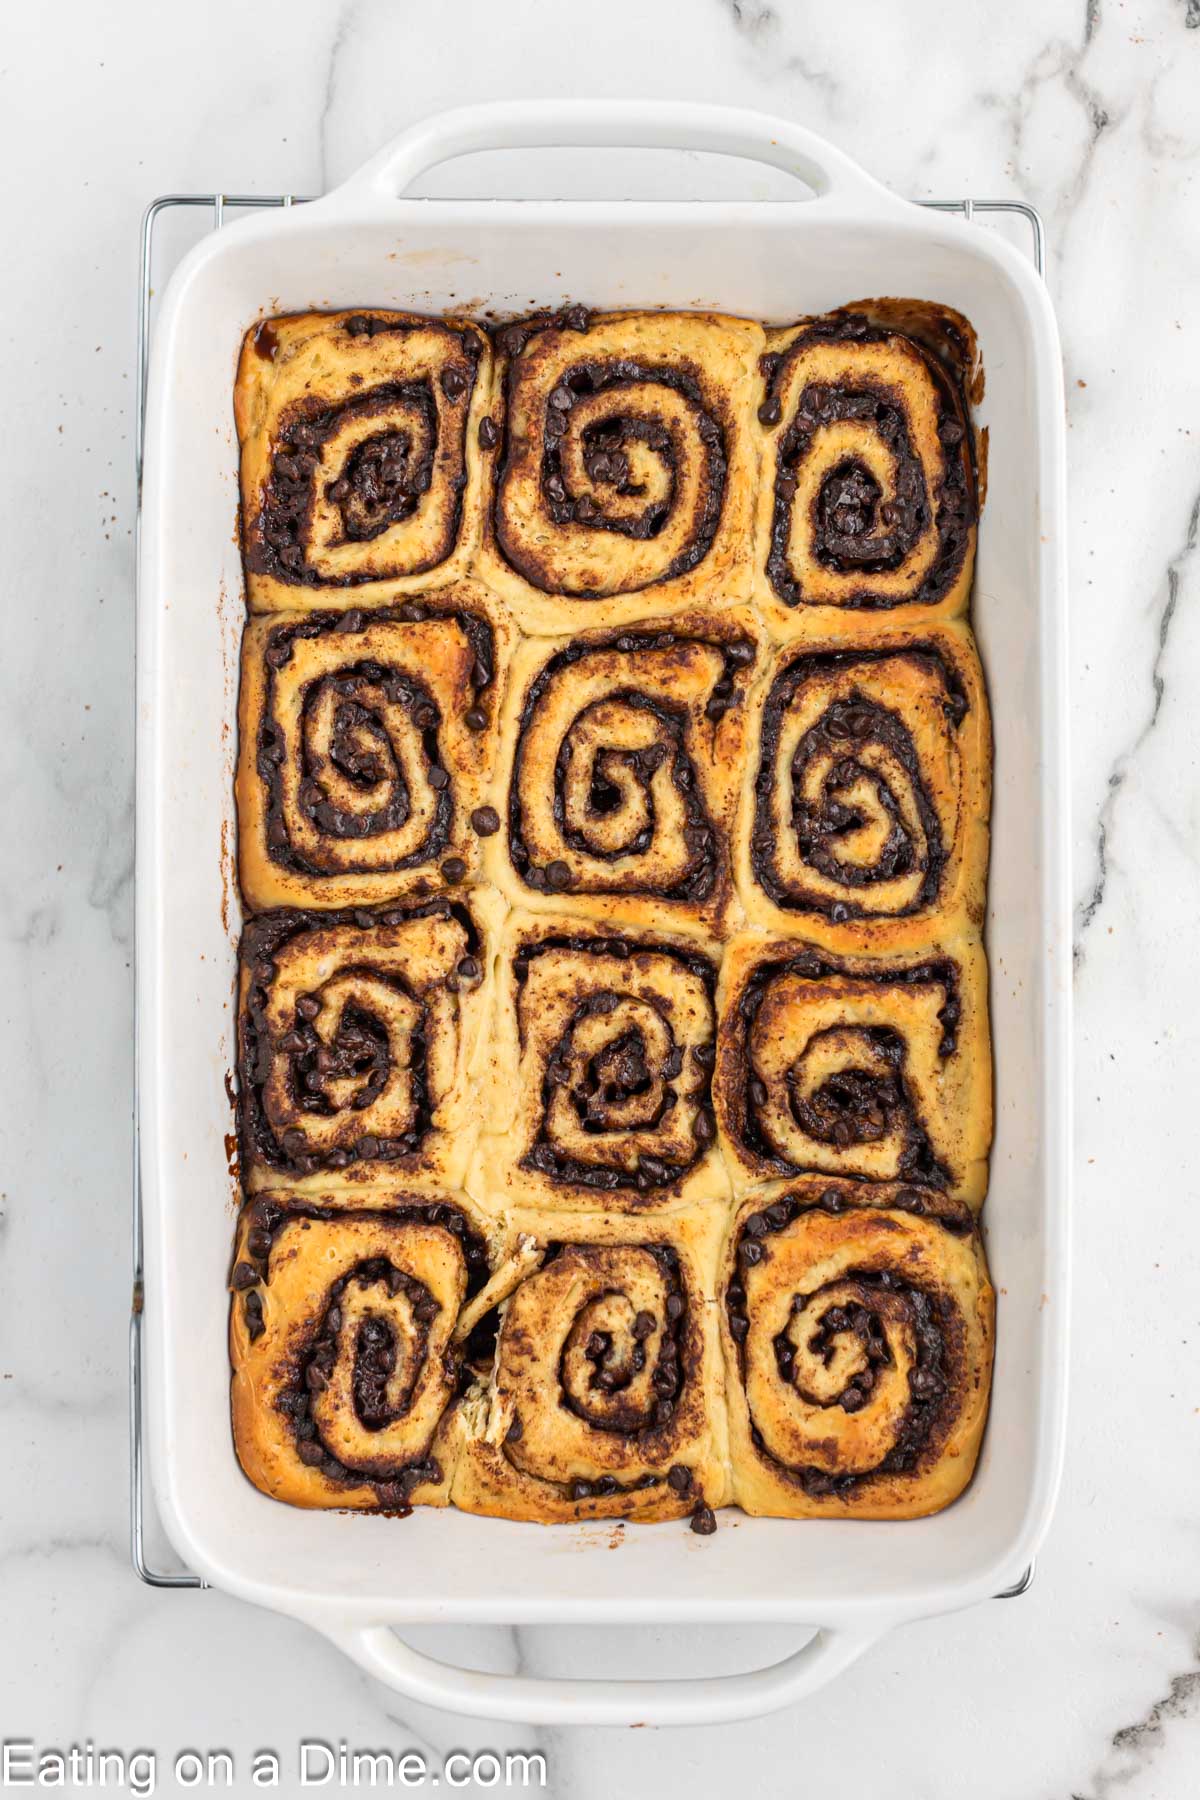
[722,1187,993,1517]
[755,314,976,616]
[477,311,761,628]
[236,592,509,910]
[715,936,991,1206]
[238,899,491,1194]
[230,1202,494,1510]
[237,311,490,604]
[498,621,757,925]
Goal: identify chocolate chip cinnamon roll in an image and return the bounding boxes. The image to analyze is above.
[238,893,501,1196]
[475,310,762,633]
[720,1182,993,1517]
[752,311,977,636]
[735,622,989,950]
[236,585,513,910]
[470,914,729,1213]
[230,1196,503,1509]
[452,1206,729,1523]
[237,311,491,610]
[714,933,991,1207]
[484,612,761,935]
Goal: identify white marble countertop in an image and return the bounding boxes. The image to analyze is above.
[5,0,1198,1791]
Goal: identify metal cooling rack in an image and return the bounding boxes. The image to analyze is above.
[131,187,1044,1597]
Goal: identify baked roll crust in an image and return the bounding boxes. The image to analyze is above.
[452,1204,729,1523]
[236,585,514,911]
[237,893,501,1196]
[483,610,762,936]
[714,932,991,1207]
[230,1195,503,1509]
[719,1182,993,1518]
[470,913,729,1213]
[734,621,989,950]
[475,310,763,633]
[236,310,491,611]
[752,311,977,637]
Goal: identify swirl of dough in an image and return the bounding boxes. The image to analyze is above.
[722,1185,993,1518]
[237,311,489,606]
[755,313,976,617]
[230,1202,494,1510]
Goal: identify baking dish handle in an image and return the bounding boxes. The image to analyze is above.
[331,99,898,212]
[319,1619,883,1726]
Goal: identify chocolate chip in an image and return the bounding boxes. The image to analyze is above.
[470,805,500,836]
[545,859,572,891]
[305,1364,329,1392]
[440,365,468,401]
[230,1261,258,1291]
[427,764,449,790]
[693,1110,715,1145]
[571,1480,594,1501]
[561,304,590,332]
[297,1440,325,1467]
[749,1077,769,1108]
[441,857,467,884]
[296,995,320,1021]
[356,1135,380,1159]
[632,1310,656,1340]
[506,1414,523,1442]
[456,955,481,981]
[464,707,489,732]
[758,395,782,427]
[478,416,500,450]
[666,1293,684,1322]
[690,1505,717,1536]
[667,1464,692,1494]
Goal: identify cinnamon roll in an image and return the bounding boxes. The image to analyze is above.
[720,1182,993,1517]
[484,611,761,934]
[470,914,729,1212]
[237,893,501,1196]
[752,311,977,636]
[714,933,991,1206]
[735,622,990,949]
[237,310,491,611]
[475,310,762,633]
[452,1205,729,1523]
[230,1195,503,1509]
[236,585,513,910]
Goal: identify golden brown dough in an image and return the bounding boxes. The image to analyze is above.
[733,620,990,951]
[236,310,491,611]
[469,912,730,1214]
[713,931,991,1208]
[235,585,514,911]
[719,1182,993,1518]
[229,1195,505,1509]
[475,310,763,633]
[481,609,762,936]
[237,893,502,1196]
[452,1204,729,1523]
[751,312,977,638]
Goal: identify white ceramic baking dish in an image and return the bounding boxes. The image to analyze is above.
[137,100,1070,1726]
